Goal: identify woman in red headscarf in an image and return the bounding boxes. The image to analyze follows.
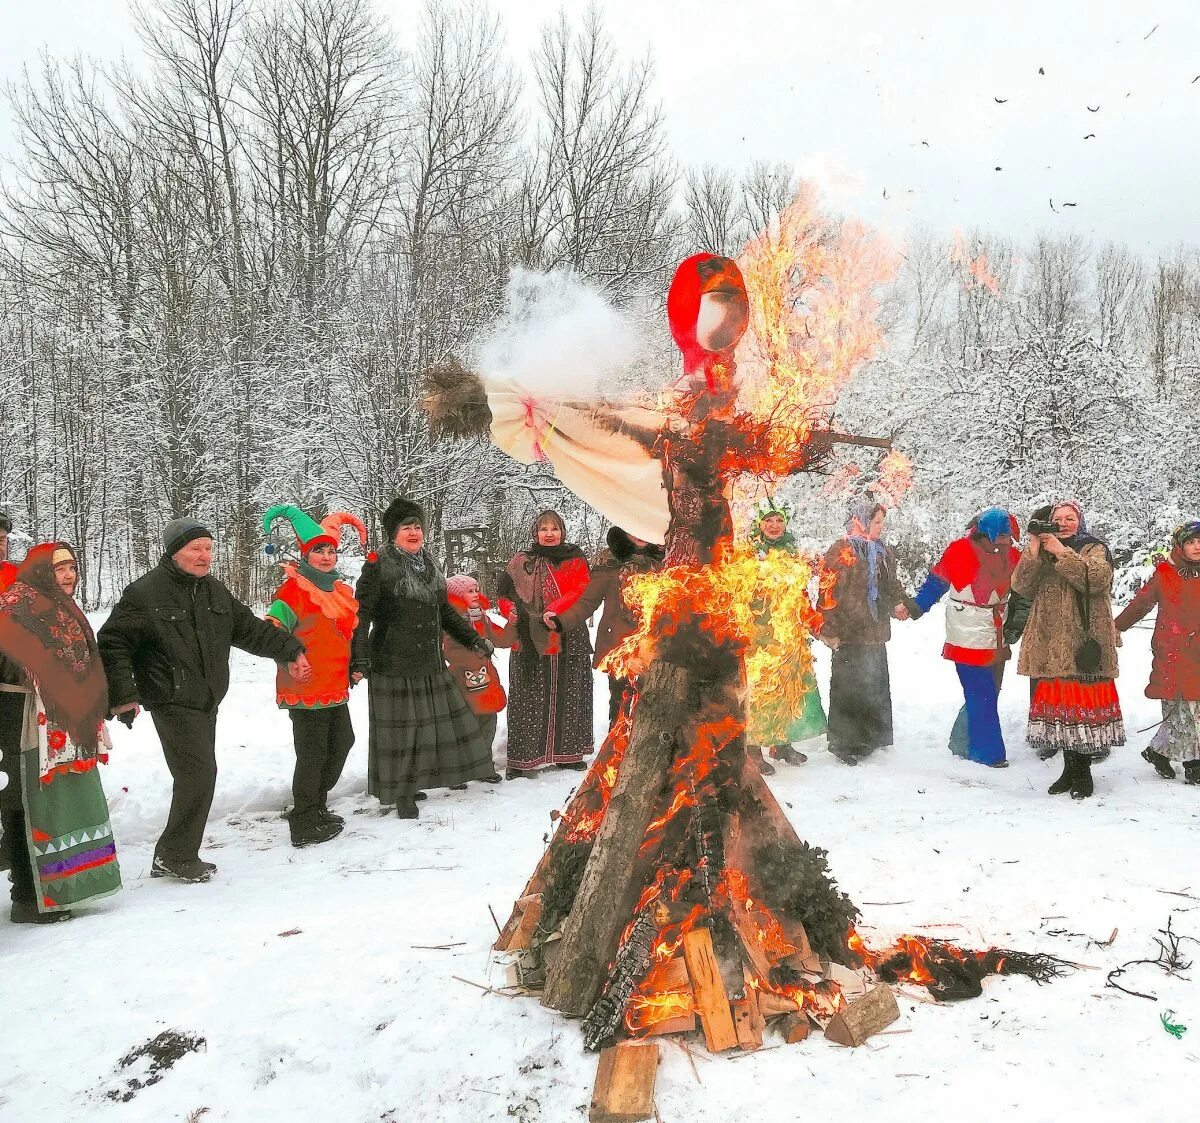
[0,543,122,922]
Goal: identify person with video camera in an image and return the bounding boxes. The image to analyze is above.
[1011,502,1125,799]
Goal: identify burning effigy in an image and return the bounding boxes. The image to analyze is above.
[425,185,1070,1115]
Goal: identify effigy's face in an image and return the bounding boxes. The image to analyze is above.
[695,288,749,353]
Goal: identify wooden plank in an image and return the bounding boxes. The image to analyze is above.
[681,928,739,1054]
[779,1013,811,1044]
[824,983,900,1047]
[494,893,543,952]
[589,1042,660,1123]
[645,1013,698,1037]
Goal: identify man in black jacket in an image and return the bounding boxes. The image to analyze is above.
[98,518,311,883]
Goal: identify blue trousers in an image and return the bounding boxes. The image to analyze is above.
[950,662,1007,766]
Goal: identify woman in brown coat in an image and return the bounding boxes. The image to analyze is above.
[1011,501,1125,799]
[547,526,664,729]
[819,499,918,766]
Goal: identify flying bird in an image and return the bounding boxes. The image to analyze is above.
[882,188,889,199]
[1084,133,1096,139]
[1062,202,1078,208]
[921,139,930,147]
[994,97,1008,103]
[1038,67,1045,75]
[1193,75,1199,84]
[1050,199,1057,212]
[1087,105,1100,112]
[994,166,1002,171]
[1143,23,1159,39]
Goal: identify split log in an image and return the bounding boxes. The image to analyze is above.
[756,990,800,1017]
[731,968,765,1051]
[778,1013,811,1044]
[823,983,900,1047]
[541,663,692,1016]
[589,1042,660,1123]
[682,928,739,1054]
[494,894,543,953]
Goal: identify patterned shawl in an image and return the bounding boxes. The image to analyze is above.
[0,543,108,752]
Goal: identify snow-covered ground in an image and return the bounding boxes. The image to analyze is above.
[1,615,1196,1122]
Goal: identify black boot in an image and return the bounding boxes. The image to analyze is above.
[150,854,214,883]
[290,813,343,848]
[1048,750,1077,796]
[1141,747,1176,780]
[1183,761,1200,785]
[395,797,420,819]
[770,744,808,766]
[1035,745,1059,761]
[1070,752,1094,799]
[555,761,587,771]
[828,744,859,767]
[506,768,534,780]
[317,800,345,828]
[752,746,776,775]
[10,901,72,924]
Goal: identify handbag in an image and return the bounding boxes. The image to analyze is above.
[1073,566,1102,674]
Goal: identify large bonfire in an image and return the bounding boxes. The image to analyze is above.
[426,186,1069,1107]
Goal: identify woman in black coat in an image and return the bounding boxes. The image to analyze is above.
[352,499,498,818]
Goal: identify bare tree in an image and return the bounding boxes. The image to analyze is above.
[682,164,746,257]
[519,5,678,290]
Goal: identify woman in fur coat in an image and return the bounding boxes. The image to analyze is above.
[1011,501,1125,799]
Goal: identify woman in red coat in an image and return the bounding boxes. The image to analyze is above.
[497,510,593,778]
[1115,521,1200,785]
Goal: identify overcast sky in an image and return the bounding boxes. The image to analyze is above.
[3,0,1196,255]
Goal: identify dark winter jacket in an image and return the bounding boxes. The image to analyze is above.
[351,556,485,679]
[1115,548,1200,700]
[818,538,916,646]
[97,555,304,712]
[552,528,664,669]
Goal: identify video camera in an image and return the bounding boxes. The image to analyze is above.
[1026,505,1058,538]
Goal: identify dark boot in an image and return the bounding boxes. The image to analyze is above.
[1141,747,1176,780]
[1071,753,1094,799]
[770,744,808,766]
[1048,750,1077,796]
[151,854,214,883]
[1184,761,1200,785]
[555,761,587,771]
[317,799,345,828]
[290,814,343,848]
[481,773,502,784]
[506,768,534,781]
[448,784,468,791]
[395,797,420,819]
[828,744,859,767]
[754,746,776,775]
[10,901,72,924]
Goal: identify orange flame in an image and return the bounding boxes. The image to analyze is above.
[949,229,1001,296]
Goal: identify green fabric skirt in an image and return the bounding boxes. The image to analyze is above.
[20,749,122,913]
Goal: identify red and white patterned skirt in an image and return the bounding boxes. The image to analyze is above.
[1028,677,1125,757]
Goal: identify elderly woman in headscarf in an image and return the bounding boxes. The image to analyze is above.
[351,499,500,819]
[907,508,1022,768]
[1011,501,1125,799]
[0,543,121,923]
[818,499,918,766]
[745,498,827,773]
[1115,520,1200,786]
[497,510,593,778]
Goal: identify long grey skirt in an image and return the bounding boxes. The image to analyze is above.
[367,671,494,801]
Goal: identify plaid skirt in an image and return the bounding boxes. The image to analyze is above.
[367,671,494,801]
[1028,677,1125,758]
[827,644,893,752]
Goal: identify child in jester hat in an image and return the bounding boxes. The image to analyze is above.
[263,504,368,848]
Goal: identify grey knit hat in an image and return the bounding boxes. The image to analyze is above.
[163,517,213,556]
